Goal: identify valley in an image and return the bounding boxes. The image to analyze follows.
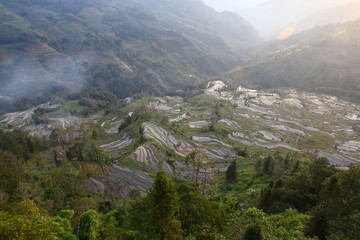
[0,0,360,239]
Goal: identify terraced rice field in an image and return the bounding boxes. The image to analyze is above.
[134,143,173,174]
[1,81,360,195]
[205,81,360,167]
[86,164,153,199]
[100,136,133,158]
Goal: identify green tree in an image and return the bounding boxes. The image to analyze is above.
[0,151,24,200]
[263,155,275,176]
[74,210,100,240]
[67,141,86,161]
[226,159,237,184]
[243,224,263,240]
[177,180,224,238]
[129,171,182,240]
[186,149,217,195]
[149,171,182,240]
[259,158,337,214]
[0,200,77,240]
[308,165,360,240]
[234,147,248,157]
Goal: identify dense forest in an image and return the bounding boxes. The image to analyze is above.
[0,129,359,240]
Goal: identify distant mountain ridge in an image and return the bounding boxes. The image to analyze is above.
[0,0,260,112]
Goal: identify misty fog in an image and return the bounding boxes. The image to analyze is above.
[202,0,360,38]
[0,51,85,98]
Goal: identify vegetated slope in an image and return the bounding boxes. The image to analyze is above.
[295,2,360,33]
[231,19,360,103]
[1,81,360,239]
[134,0,260,61]
[0,0,260,111]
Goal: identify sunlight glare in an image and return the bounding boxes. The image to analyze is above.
[278,27,295,40]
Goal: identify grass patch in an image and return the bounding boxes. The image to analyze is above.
[122,158,135,168]
[215,157,272,209]
[188,94,222,108]
[297,134,335,150]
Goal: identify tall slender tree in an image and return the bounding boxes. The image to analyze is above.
[226,159,237,184]
[74,210,100,240]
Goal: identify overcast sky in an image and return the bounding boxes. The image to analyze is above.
[201,0,266,11]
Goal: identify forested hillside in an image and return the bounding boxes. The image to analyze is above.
[1,128,360,239]
[0,0,259,113]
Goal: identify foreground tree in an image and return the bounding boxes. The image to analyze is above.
[185,149,217,195]
[130,171,182,240]
[0,200,77,240]
[150,171,182,240]
[129,171,225,239]
[74,210,100,240]
[308,165,360,240]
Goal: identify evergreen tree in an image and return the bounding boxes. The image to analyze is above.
[226,159,237,184]
[263,155,274,176]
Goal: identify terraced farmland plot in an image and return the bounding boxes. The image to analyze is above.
[204,81,360,167]
[134,143,173,174]
[188,121,211,129]
[142,122,178,149]
[100,136,133,158]
[87,164,153,199]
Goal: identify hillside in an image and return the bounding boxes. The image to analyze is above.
[230,19,360,103]
[0,0,260,113]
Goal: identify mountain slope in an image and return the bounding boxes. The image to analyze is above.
[0,0,260,112]
[230,19,360,103]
